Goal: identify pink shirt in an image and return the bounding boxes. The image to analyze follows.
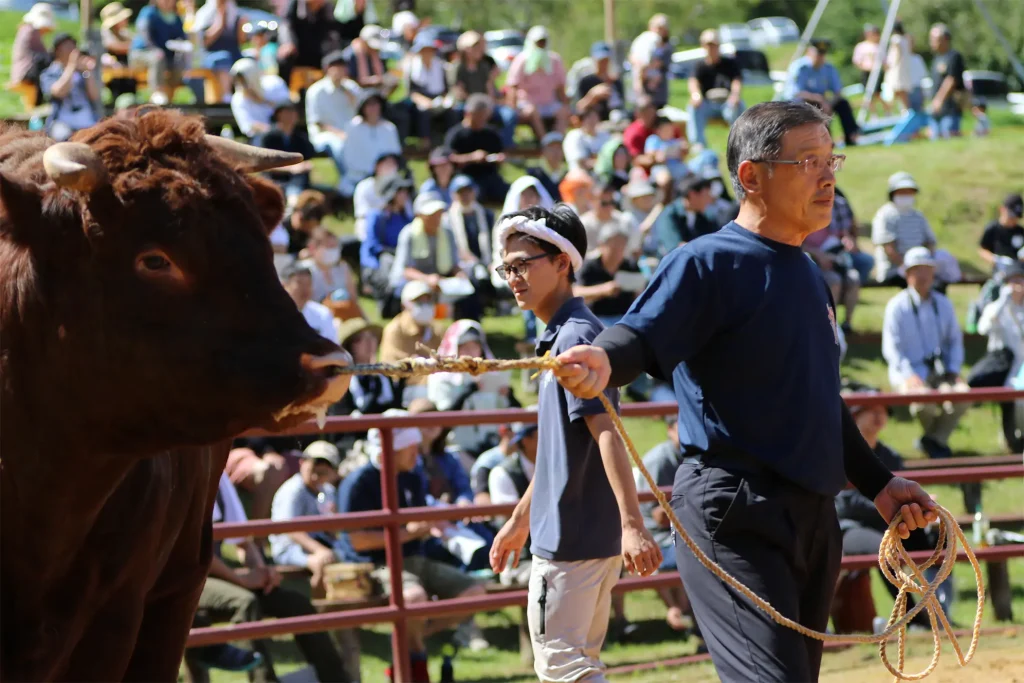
[506,52,566,108]
[852,41,878,71]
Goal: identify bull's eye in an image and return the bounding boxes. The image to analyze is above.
[135,249,186,285]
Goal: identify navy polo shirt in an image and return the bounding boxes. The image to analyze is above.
[617,222,846,496]
[336,462,428,564]
[531,297,622,562]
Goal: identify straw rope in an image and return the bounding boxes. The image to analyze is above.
[334,352,985,681]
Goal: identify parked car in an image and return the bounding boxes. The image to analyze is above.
[717,23,752,49]
[747,16,800,47]
[670,44,773,86]
[484,29,524,72]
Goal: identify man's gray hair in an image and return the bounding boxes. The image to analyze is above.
[466,93,493,114]
[726,101,831,201]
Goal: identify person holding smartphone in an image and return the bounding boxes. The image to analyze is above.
[39,34,101,140]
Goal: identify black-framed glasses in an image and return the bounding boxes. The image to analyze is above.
[494,253,551,281]
[751,154,846,174]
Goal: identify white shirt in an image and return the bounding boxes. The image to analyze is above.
[353,176,384,240]
[212,473,248,546]
[488,455,535,505]
[978,292,1024,381]
[302,300,339,343]
[629,30,662,66]
[405,54,447,97]
[563,127,611,171]
[305,76,362,136]
[230,75,290,137]
[339,118,403,195]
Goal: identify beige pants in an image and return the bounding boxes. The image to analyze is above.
[528,555,622,682]
[903,376,969,446]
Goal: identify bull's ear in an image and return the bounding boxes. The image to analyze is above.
[246,174,287,235]
[0,171,44,243]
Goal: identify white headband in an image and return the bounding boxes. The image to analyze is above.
[496,215,583,271]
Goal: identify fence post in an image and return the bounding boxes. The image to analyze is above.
[379,427,411,681]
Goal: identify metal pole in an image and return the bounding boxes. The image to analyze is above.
[790,0,831,67]
[379,428,411,682]
[857,0,903,124]
[971,0,1024,86]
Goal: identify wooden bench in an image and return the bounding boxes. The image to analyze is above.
[901,453,1022,469]
[102,66,223,104]
[289,67,323,99]
[5,81,38,111]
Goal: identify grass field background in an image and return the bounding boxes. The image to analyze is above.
[2,10,1022,681]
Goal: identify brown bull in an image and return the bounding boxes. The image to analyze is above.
[0,109,351,680]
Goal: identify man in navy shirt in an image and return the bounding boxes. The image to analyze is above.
[488,205,660,682]
[553,101,938,682]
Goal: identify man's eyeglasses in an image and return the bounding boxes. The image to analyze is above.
[494,253,551,281]
[751,154,846,175]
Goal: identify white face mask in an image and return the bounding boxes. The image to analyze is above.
[410,302,435,325]
[316,246,341,266]
[710,180,724,199]
[893,195,916,212]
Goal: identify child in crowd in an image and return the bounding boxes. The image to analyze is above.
[644,116,689,182]
[488,204,661,683]
[972,99,990,137]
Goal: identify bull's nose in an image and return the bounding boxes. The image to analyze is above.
[301,350,353,375]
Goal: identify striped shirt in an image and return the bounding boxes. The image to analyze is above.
[871,202,936,282]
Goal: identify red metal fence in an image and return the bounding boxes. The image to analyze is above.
[190,387,1024,680]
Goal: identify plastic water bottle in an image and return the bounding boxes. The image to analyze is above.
[220,124,235,140]
[972,510,990,548]
[439,644,455,682]
[317,483,337,514]
[28,115,44,131]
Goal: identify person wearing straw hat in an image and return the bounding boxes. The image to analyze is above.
[100,2,138,101]
[9,3,55,104]
[553,101,938,682]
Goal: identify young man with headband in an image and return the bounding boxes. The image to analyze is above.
[489,205,661,683]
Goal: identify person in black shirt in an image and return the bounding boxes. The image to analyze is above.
[575,224,644,327]
[927,23,967,139]
[687,29,745,146]
[978,193,1024,272]
[284,190,328,256]
[275,0,343,86]
[260,103,317,201]
[574,42,626,122]
[444,93,510,204]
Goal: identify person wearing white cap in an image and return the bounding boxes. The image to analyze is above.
[505,25,570,139]
[871,171,962,286]
[882,245,968,459]
[10,3,55,100]
[228,57,291,138]
[379,280,442,395]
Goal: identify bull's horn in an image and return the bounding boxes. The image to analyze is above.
[42,142,110,193]
[204,135,304,173]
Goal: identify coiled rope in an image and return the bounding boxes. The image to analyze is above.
[334,352,984,681]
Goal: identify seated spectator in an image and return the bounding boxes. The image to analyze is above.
[428,321,514,454]
[269,441,345,586]
[487,422,538,585]
[687,29,745,147]
[978,193,1024,275]
[783,39,858,146]
[305,50,362,182]
[581,180,639,255]
[575,224,644,327]
[446,175,496,301]
[336,418,488,678]
[193,472,353,681]
[622,180,664,256]
[803,198,861,333]
[563,106,611,172]
[229,57,291,140]
[872,172,961,287]
[623,94,658,162]
[968,261,1024,451]
[281,264,339,343]
[655,174,719,255]
[829,186,874,283]
[640,43,672,110]
[444,94,510,204]
[332,317,402,415]
[574,42,626,122]
[453,30,518,147]
[244,25,278,74]
[346,24,396,96]
[281,189,328,257]
[420,146,456,206]
[526,131,567,201]
[8,4,54,106]
[645,116,689,182]
[129,0,187,102]
[882,247,968,459]
[275,0,344,87]
[470,422,518,504]
[835,386,943,629]
[636,415,693,631]
[594,136,632,192]
[300,226,364,317]
[360,174,415,308]
[339,90,403,197]
[629,14,671,108]
[260,102,317,200]
[927,24,967,140]
[380,281,443,401]
[403,33,459,144]
[353,153,407,239]
[39,34,101,141]
[194,0,245,102]
[696,166,738,230]
[505,25,570,139]
[99,2,137,102]
[557,168,595,218]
